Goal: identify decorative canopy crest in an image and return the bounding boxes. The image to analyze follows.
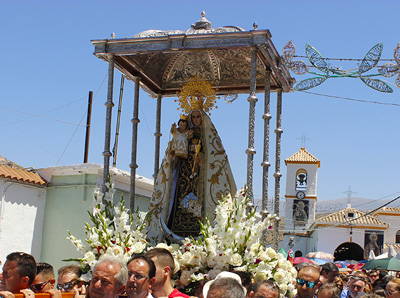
[176,75,218,115]
[282,40,399,93]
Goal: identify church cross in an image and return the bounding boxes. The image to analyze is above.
[343,185,356,206]
[296,132,310,148]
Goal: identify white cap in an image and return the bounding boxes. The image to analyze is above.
[202,271,247,298]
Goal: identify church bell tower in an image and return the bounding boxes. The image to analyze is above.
[283,147,320,255]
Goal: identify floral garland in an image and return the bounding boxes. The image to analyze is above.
[66,182,148,279]
[154,188,297,297]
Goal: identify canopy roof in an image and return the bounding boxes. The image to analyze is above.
[91,12,294,98]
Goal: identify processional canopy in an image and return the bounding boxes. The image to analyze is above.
[91,12,294,97]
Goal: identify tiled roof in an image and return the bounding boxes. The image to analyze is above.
[0,164,47,186]
[0,155,23,169]
[384,244,400,250]
[313,207,389,229]
[373,207,400,216]
[285,148,320,167]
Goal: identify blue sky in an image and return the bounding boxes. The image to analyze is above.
[1,0,400,206]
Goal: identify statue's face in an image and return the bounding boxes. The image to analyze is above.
[191,110,202,126]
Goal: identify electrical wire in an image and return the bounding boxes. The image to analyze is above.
[0,113,57,158]
[299,90,400,107]
[55,72,108,165]
[56,111,87,166]
[0,97,87,127]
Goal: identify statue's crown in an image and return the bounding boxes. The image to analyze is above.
[176,75,218,115]
[180,114,189,121]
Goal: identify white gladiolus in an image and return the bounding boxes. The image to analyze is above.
[131,242,146,254]
[67,181,147,275]
[172,188,296,297]
[84,251,96,262]
[266,247,277,258]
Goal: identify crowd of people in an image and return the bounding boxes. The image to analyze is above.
[0,250,399,298]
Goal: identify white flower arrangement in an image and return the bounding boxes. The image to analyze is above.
[66,182,148,278]
[168,188,297,297]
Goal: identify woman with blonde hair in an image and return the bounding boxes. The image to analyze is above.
[385,278,400,298]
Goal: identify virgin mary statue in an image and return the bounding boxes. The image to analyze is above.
[147,77,237,242]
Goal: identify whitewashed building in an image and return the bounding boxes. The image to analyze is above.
[0,157,48,263]
[283,148,400,260]
[0,156,153,271]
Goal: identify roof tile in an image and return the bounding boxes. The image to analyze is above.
[313,207,389,229]
[285,148,320,167]
[0,165,47,186]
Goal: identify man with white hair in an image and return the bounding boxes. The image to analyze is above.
[88,256,127,298]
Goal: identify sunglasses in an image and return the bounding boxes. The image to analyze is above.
[31,280,51,293]
[297,278,319,288]
[57,280,79,291]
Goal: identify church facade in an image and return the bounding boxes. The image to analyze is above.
[283,148,400,260]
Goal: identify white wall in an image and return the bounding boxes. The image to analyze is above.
[285,163,319,197]
[0,179,46,263]
[37,164,154,272]
[317,226,365,255]
[374,214,400,245]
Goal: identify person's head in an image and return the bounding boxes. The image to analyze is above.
[89,255,128,298]
[317,283,341,298]
[191,110,202,127]
[340,274,350,288]
[296,265,321,298]
[126,255,155,298]
[379,275,395,289]
[369,271,381,284]
[334,276,344,292]
[380,271,390,281]
[178,119,188,131]
[0,252,36,292]
[145,248,175,292]
[31,262,55,293]
[57,264,83,293]
[206,277,245,298]
[385,278,400,298]
[251,280,280,298]
[295,251,303,258]
[348,276,367,298]
[321,263,339,283]
[295,262,311,272]
[234,271,252,298]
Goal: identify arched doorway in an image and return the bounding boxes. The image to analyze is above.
[334,242,364,261]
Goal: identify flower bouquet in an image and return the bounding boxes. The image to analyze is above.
[164,187,297,297]
[66,182,148,279]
